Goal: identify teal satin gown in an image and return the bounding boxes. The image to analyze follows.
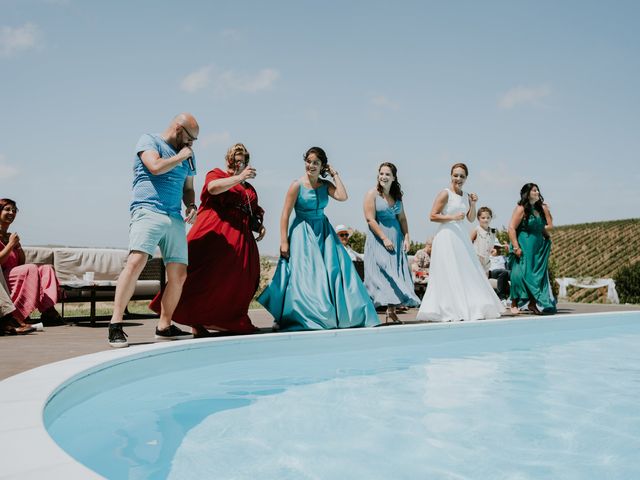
[364,196,420,308]
[258,182,380,330]
[509,213,557,313]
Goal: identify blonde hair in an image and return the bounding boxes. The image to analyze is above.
[225,143,250,169]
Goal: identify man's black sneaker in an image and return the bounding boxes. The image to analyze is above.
[108,324,129,348]
[155,324,193,340]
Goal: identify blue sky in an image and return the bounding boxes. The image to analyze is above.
[2,0,639,255]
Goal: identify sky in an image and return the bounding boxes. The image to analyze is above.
[1,0,639,256]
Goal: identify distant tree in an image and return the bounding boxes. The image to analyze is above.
[348,230,366,254]
[614,261,640,304]
[496,229,509,246]
[408,241,424,255]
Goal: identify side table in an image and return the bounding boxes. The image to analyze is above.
[60,282,117,327]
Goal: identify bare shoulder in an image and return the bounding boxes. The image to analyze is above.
[511,204,525,218]
[286,179,301,195]
[436,189,449,201]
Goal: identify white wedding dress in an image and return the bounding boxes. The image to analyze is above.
[416,189,505,322]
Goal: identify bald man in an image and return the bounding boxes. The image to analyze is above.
[108,113,199,347]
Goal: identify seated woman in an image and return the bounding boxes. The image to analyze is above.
[335,224,364,262]
[0,272,33,335]
[411,237,432,285]
[0,199,61,328]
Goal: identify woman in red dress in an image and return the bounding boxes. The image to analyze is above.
[150,143,266,336]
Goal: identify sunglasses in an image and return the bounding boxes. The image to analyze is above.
[338,233,349,238]
[180,124,198,141]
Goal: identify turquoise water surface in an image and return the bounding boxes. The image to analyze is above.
[45,313,640,479]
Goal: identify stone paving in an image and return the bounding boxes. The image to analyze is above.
[1,303,638,380]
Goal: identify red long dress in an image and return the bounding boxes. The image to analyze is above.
[149,168,263,333]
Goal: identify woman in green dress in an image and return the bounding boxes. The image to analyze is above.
[507,183,556,315]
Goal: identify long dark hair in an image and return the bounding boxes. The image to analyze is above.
[376,162,403,201]
[0,198,17,212]
[518,183,546,228]
[303,146,329,178]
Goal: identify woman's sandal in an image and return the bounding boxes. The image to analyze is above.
[16,324,36,335]
[385,310,403,325]
[528,301,542,315]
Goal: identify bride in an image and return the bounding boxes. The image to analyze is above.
[416,163,504,322]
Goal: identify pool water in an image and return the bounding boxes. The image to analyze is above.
[45,313,640,479]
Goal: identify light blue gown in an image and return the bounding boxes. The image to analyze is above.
[258,182,380,330]
[364,196,420,308]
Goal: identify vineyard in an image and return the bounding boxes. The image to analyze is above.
[549,218,640,303]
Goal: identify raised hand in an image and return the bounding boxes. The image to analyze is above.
[8,232,20,249]
[239,165,257,182]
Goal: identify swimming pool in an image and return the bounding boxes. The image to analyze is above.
[42,312,640,479]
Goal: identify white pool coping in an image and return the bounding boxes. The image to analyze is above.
[0,311,636,479]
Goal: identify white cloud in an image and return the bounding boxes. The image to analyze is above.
[200,131,231,148]
[180,65,213,93]
[371,95,400,111]
[0,22,42,57]
[0,155,18,179]
[498,85,551,109]
[219,68,279,94]
[181,65,280,95]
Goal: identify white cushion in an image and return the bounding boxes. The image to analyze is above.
[54,248,128,283]
[22,246,54,265]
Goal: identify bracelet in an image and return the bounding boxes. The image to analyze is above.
[187,203,197,209]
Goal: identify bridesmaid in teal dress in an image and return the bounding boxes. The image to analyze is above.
[363,163,420,323]
[258,147,379,330]
[508,183,556,314]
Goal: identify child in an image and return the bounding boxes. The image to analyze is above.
[470,206,497,274]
